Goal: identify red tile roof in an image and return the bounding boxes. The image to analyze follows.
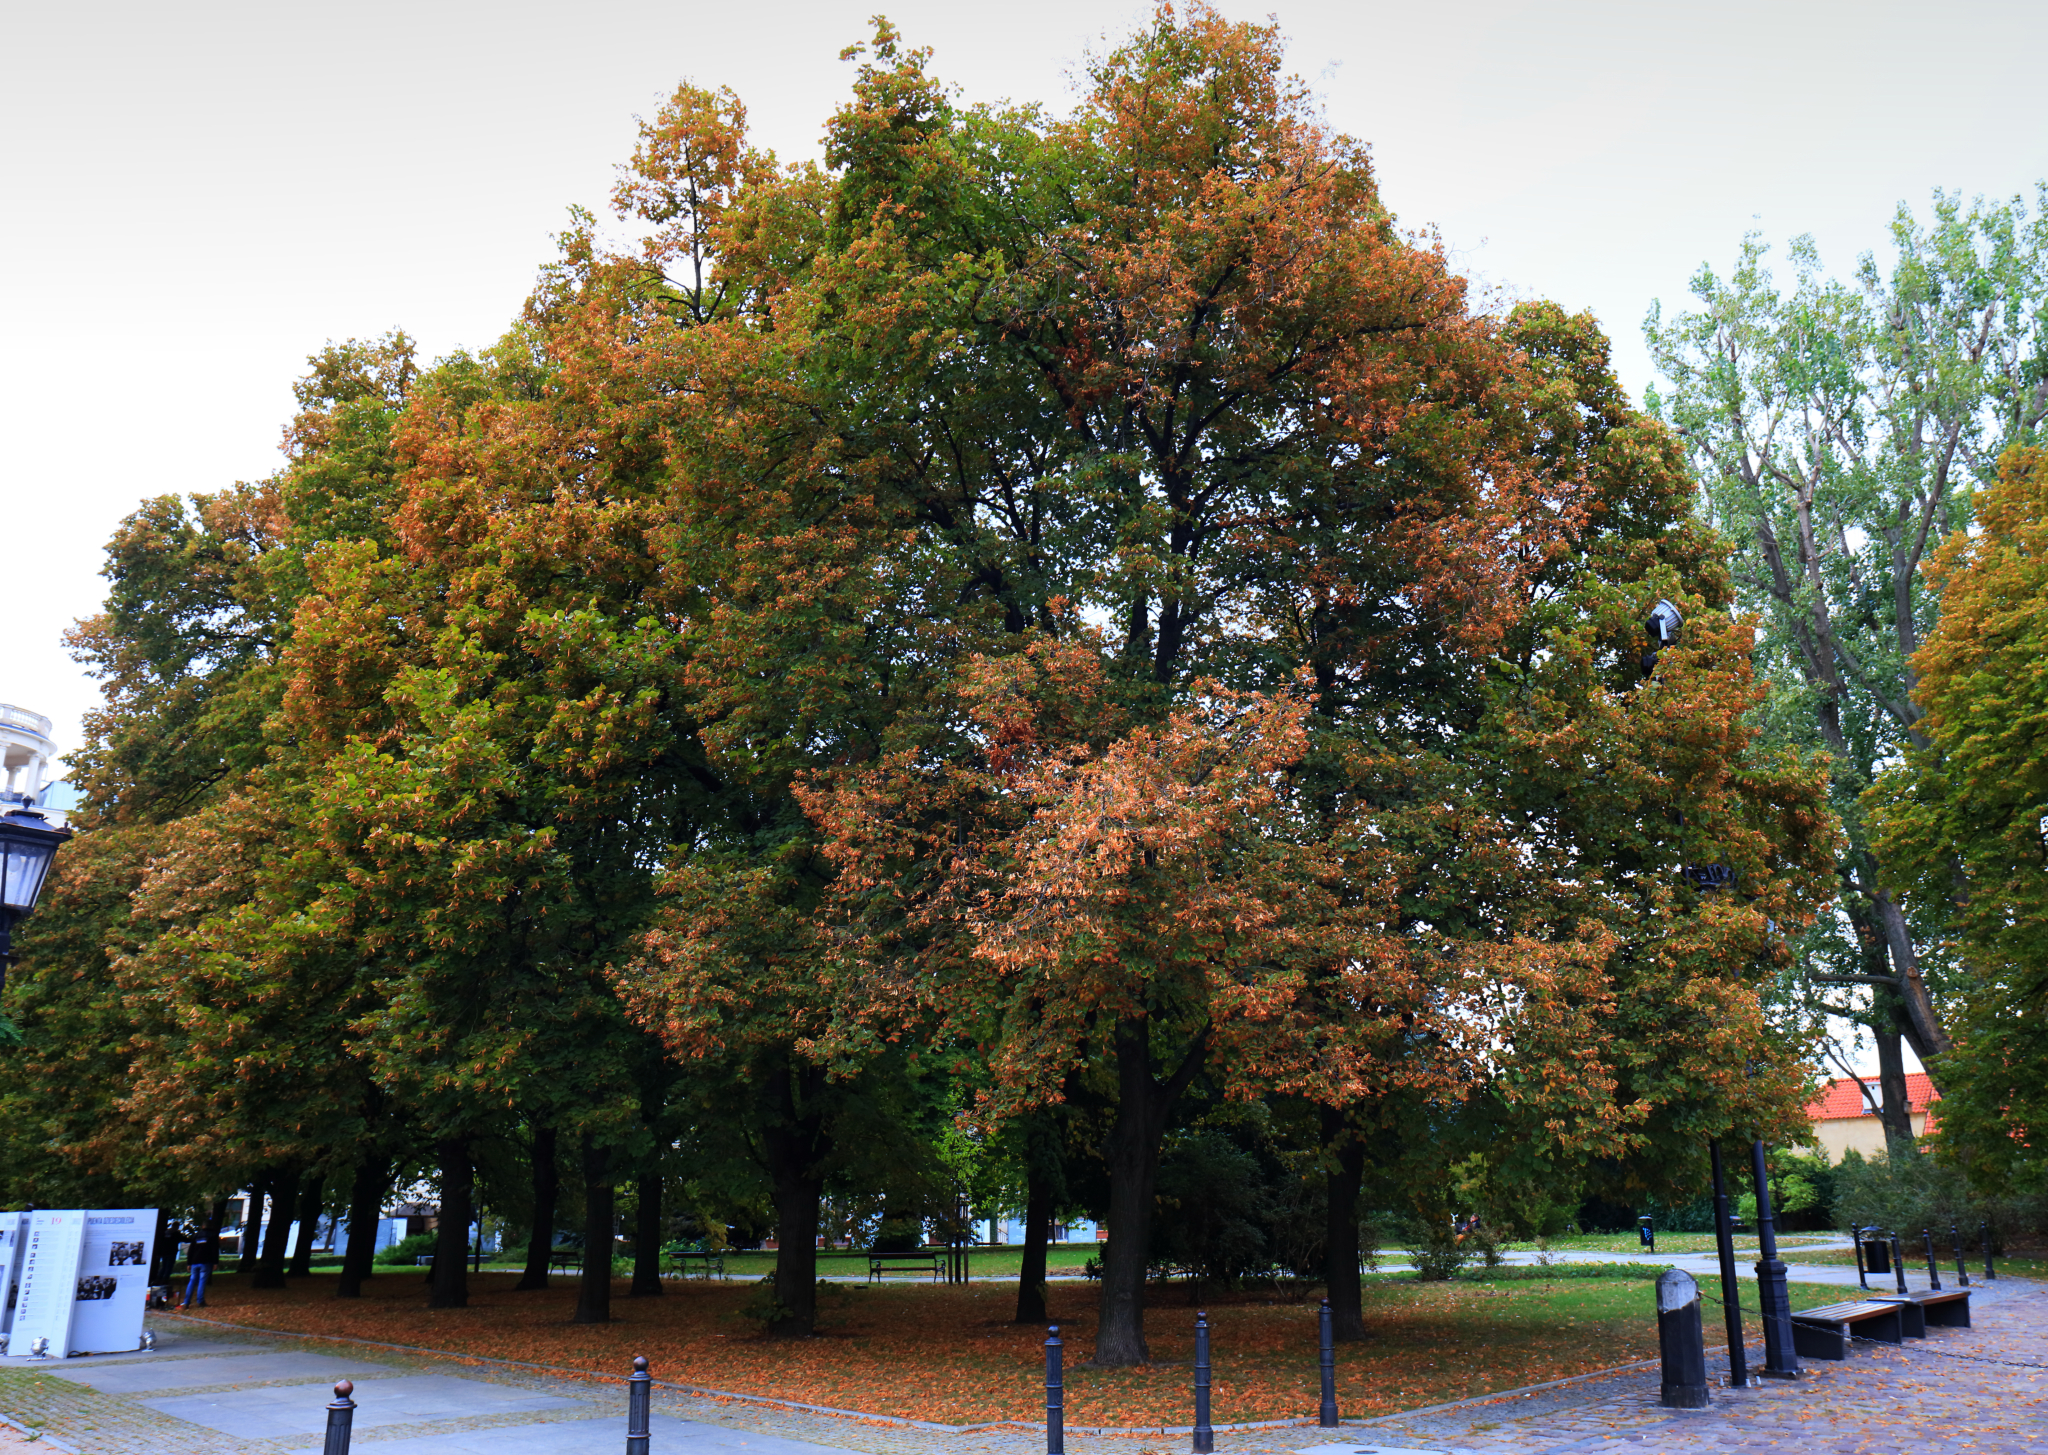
[1805,1073,1940,1121]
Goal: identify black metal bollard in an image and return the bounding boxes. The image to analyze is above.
[1317,1298,1338,1427]
[1656,1269,1711,1409]
[626,1354,651,1455]
[1853,1227,1869,1291]
[1709,1142,1749,1387]
[1921,1230,1942,1291]
[1951,1225,1970,1288]
[1045,1325,1064,1455]
[1890,1233,1907,1295]
[322,1380,356,1455]
[1192,1310,1214,1454]
[1982,1222,1996,1281]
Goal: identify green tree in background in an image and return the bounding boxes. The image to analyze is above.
[1870,446,2048,1196]
[1646,186,2048,1146]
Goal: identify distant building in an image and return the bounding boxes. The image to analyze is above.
[1,703,58,801]
[1805,1073,1940,1162]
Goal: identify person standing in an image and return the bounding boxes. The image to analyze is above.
[181,1229,218,1308]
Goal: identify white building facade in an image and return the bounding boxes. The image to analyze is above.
[0,705,58,804]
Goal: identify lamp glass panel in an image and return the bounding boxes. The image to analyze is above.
[1,836,56,911]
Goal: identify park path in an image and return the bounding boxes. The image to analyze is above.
[0,1267,2036,1455]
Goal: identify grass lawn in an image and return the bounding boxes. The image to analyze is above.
[178,1266,1673,1427]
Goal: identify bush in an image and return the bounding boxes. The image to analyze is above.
[1151,1132,1274,1283]
[1831,1148,2048,1243]
[372,1230,437,1265]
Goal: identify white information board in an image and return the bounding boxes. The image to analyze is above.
[0,1213,26,1338]
[10,1211,86,1357]
[68,1208,156,1354]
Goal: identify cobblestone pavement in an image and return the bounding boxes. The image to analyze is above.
[0,1274,2037,1454]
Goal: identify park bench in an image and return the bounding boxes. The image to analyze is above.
[1874,1288,1971,1335]
[1789,1298,1909,1359]
[663,1246,726,1280]
[867,1250,943,1282]
[548,1247,581,1274]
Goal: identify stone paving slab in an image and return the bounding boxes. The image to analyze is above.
[0,1337,244,1368]
[143,1372,586,1439]
[47,1351,373,1394]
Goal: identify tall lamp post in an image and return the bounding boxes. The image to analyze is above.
[1642,600,1798,1380]
[0,804,73,992]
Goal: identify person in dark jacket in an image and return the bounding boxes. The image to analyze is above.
[181,1232,218,1308]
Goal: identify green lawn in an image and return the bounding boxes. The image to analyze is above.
[1521,1232,1840,1256]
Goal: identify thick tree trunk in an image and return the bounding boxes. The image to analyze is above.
[253,1167,299,1288]
[1014,1171,1053,1325]
[430,1137,472,1309]
[1874,1006,1917,1156]
[1093,1017,1209,1367]
[1871,889,1951,1067]
[336,1156,388,1299]
[149,1209,177,1285]
[288,1174,324,1278]
[631,1173,664,1298]
[516,1124,558,1291]
[239,1172,271,1274]
[573,1136,614,1325]
[1321,1108,1368,1341]
[760,1062,830,1338]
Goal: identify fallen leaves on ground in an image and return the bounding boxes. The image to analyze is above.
[180,1271,1666,1427]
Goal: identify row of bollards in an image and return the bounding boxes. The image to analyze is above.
[318,1354,656,1454]
[1855,1222,1996,1292]
[1044,1299,1346,1453]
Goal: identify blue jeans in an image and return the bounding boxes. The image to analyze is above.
[182,1263,210,1306]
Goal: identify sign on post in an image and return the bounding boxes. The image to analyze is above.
[11,1211,87,1357]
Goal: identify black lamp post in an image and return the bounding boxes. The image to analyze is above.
[0,805,73,991]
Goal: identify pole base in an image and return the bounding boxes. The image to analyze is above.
[1723,1374,1755,1388]
[1758,1367,1802,1380]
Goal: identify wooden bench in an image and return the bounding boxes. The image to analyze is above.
[867,1251,942,1283]
[548,1247,581,1274]
[1876,1288,1971,1334]
[663,1247,725,1280]
[1790,1299,1908,1359]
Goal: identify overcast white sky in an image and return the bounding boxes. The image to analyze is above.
[3,0,2037,1073]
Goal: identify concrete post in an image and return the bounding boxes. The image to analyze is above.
[1657,1269,1710,1409]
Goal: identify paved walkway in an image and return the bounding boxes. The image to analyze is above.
[0,1269,2038,1454]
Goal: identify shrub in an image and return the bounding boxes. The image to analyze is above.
[372,1230,437,1265]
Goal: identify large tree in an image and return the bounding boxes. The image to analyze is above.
[617,6,1835,1363]
[1870,446,2048,1194]
[1645,188,2048,1141]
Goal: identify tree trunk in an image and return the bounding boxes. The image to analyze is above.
[760,1061,830,1338]
[631,1172,664,1297]
[149,1208,177,1285]
[336,1156,388,1299]
[1093,1017,1209,1367]
[430,1137,472,1309]
[1321,1108,1368,1341]
[252,1167,299,1289]
[516,1123,558,1291]
[288,1174,324,1278]
[1874,1005,1917,1156]
[1014,1170,1053,1324]
[238,1171,271,1274]
[573,1136,614,1325]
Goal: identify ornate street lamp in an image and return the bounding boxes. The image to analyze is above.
[0,805,72,991]
[1641,598,1684,679]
